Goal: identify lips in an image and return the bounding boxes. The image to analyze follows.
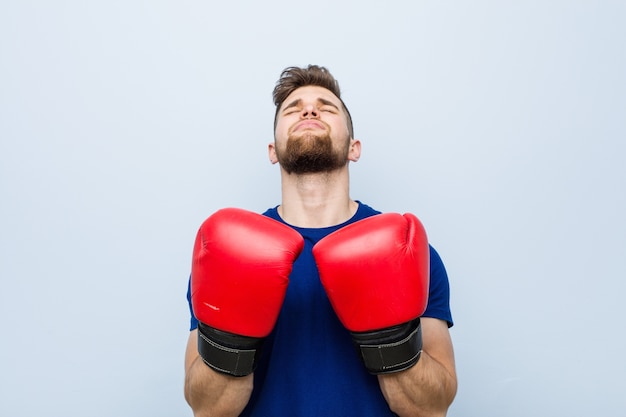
[292,120,325,132]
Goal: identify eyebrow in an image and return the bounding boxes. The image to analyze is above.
[282,97,340,112]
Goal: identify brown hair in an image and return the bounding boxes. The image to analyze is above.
[272,65,354,138]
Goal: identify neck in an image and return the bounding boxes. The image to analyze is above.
[277,167,357,228]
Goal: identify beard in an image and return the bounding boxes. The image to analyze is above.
[275,129,349,175]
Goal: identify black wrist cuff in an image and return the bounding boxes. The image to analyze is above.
[197,322,264,377]
[351,318,423,375]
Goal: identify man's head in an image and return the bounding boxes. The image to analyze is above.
[273,65,354,140]
[270,65,359,175]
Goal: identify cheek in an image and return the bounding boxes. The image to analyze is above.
[328,117,349,138]
[274,119,290,139]
[332,121,351,143]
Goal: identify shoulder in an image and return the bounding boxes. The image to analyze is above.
[425,244,453,327]
[353,201,381,221]
[262,206,280,220]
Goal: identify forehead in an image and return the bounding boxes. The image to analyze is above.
[280,85,342,110]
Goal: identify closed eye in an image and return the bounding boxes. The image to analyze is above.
[281,99,302,115]
[318,98,339,112]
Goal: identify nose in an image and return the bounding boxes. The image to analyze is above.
[301,103,319,119]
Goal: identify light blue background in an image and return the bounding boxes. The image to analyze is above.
[1,1,625,416]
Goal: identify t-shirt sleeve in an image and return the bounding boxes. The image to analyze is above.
[187,275,199,331]
[422,245,454,328]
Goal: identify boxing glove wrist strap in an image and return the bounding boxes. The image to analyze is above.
[197,322,264,377]
[351,318,423,375]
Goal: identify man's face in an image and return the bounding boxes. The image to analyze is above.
[271,86,353,175]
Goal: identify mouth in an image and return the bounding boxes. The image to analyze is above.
[292,120,325,132]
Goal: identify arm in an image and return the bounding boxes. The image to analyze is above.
[185,209,303,416]
[184,330,253,417]
[377,318,457,417]
[313,212,456,415]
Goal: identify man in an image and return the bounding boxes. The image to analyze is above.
[184,65,457,416]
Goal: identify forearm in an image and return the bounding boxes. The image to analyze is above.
[184,330,253,417]
[185,355,253,417]
[377,350,457,417]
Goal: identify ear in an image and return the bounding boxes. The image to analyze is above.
[348,139,361,162]
[268,142,279,164]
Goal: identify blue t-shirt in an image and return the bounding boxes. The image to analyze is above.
[186,201,453,416]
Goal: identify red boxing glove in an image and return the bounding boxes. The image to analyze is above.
[313,213,429,374]
[191,208,304,376]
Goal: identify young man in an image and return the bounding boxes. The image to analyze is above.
[184,65,457,416]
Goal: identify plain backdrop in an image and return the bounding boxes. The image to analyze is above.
[1,1,625,416]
